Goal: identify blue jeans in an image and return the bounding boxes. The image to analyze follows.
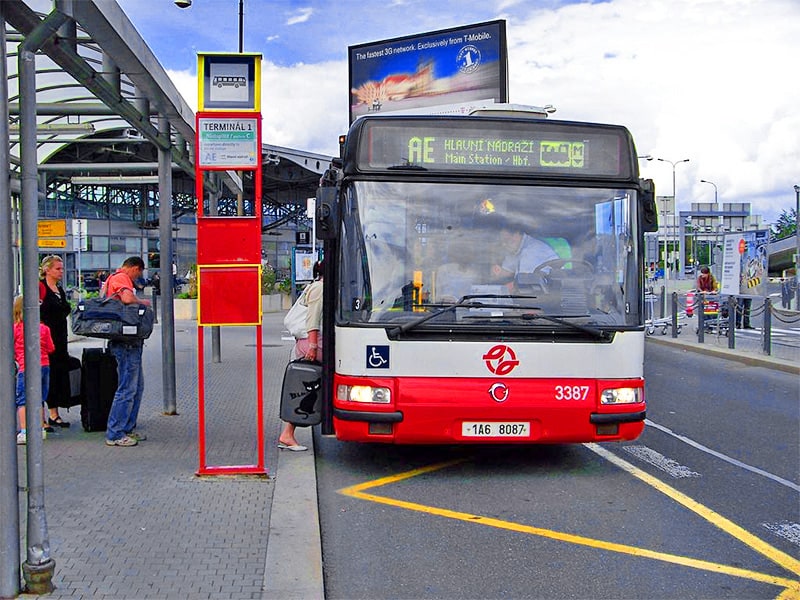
[15,366,50,408]
[106,342,144,441]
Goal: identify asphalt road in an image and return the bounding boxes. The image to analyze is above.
[314,343,800,599]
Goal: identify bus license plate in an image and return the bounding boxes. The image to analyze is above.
[462,422,530,438]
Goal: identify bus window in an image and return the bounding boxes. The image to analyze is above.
[338,181,641,328]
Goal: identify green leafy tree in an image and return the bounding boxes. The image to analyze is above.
[261,265,277,294]
[772,208,797,239]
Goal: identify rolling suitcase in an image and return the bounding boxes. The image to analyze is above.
[279,360,323,426]
[81,347,118,432]
[67,355,83,407]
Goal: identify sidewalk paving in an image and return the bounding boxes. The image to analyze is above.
[16,312,323,599]
[15,308,795,599]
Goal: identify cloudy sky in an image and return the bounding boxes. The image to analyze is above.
[116,0,800,224]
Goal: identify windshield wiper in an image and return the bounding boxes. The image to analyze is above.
[519,313,608,339]
[387,296,489,336]
[387,294,542,336]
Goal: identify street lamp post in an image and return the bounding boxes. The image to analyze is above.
[657,157,690,281]
[237,0,244,53]
[175,0,244,53]
[700,179,720,267]
[794,185,799,310]
[699,179,718,214]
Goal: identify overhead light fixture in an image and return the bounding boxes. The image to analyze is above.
[9,123,96,135]
[71,175,159,185]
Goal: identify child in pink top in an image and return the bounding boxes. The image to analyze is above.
[13,295,55,445]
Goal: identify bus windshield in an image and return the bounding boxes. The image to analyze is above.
[338,181,642,330]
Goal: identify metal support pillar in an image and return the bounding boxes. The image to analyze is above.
[208,173,222,364]
[0,2,22,595]
[158,116,177,415]
[18,8,70,594]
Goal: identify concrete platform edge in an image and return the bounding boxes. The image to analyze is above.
[262,426,324,600]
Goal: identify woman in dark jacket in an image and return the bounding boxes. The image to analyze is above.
[39,255,73,427]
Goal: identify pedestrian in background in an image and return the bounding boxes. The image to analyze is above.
[38,254,73,428]
[103,256,151,447]
[696,266,718,292]
[278,260,324,452]
[736,297,753,330]
[781,279,791,309]
[14,295,55,445]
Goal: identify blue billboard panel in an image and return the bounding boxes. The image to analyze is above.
[349,20,508,123]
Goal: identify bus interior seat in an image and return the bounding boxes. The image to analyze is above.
[543,237,572,266]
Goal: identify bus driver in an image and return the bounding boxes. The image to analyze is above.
[490,223,559,289]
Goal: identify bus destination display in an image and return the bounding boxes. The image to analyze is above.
[411,137,585,168]
[357,119,631,178]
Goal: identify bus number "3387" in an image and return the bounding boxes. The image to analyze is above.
[554,385,589,401]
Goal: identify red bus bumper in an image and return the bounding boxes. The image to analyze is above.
[332,375,645,444]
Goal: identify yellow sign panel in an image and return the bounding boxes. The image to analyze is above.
[197,52,261,112]
[39,238,66,248]
[38,219,67,237]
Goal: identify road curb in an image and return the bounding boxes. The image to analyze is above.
[262,426,324,600]
[647,336,800,375]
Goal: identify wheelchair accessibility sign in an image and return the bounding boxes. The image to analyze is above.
[366,345,390,369]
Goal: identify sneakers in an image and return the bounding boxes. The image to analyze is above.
[15,429,46,445]
[126,431,147,442]
[105,435,138,447]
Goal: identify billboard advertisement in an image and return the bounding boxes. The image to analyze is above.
[294,248,316,283]
[349,20,508,123]
[720,230,769,297]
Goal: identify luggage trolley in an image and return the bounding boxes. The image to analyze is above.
[694,292,729,335]
[645,291,684,336]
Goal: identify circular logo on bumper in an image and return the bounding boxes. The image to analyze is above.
[488,382,509,403]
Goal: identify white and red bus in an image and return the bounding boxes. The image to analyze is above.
[313,109,658,444]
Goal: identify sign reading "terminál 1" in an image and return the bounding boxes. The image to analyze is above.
[197,117,258,168]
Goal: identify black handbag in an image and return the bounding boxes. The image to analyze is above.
[71,295,155,341]
[279,359,323,426]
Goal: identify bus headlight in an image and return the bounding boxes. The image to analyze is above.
[600,387,640,405]
[337,384,391,404]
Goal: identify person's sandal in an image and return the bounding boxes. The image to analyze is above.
[48,417,70,428]
[278,442,308,452]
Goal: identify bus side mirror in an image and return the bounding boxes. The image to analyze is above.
[640,179,658,233]
[315,187,339,240]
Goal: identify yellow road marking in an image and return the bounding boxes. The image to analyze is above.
[586,443,800,577]
[778,587,800,600]
[338,457,800,594]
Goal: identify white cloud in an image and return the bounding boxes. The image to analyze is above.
[159,0,800,223]
[286,8,314,26]
[502,0,800,222]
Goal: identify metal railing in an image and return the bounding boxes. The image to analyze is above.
[646,285,800,363]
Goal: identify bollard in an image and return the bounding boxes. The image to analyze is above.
[727,296,736,349]
[22,558,55,595]
[659,285,666,319]
[697,298,705,344]
[671,292,678,338]
[762,297,771,355]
